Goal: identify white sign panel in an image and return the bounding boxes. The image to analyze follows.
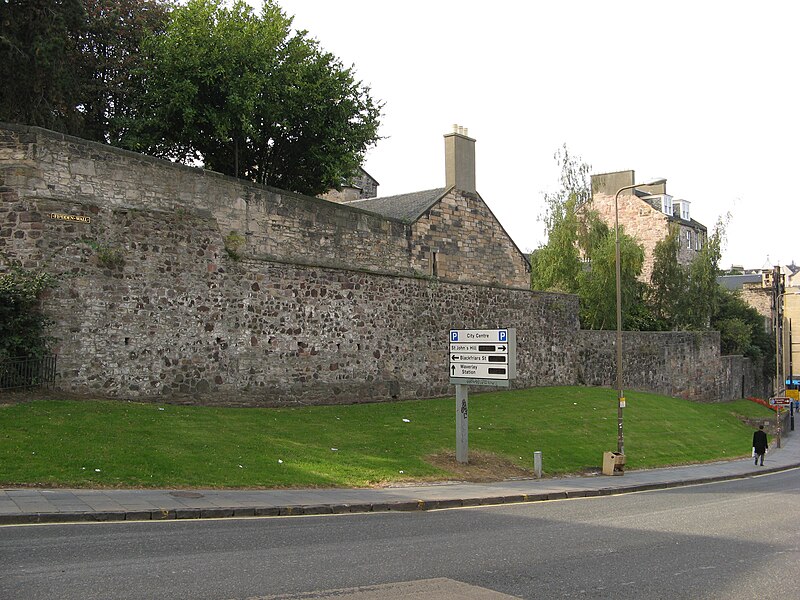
[450,329,508,343]
[451,363,509,379]
[449,328,516,387]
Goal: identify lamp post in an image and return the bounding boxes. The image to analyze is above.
[613,178,666,455]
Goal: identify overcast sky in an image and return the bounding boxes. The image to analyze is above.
[256,0,798,269]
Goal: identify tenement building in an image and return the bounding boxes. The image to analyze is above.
[589,170,708,282]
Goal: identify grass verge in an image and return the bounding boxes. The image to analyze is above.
[0,386,775,489]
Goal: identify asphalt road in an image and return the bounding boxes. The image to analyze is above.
[2,469,799,600]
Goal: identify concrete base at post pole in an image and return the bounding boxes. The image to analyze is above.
[533,451,542,478]
[456,384,469,464]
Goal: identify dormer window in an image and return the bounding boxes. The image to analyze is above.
[643,194,673,216]
[674,199,691,221]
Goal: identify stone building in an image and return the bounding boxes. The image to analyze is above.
[589,170,708,281]
[344,126,530,285]
[317,166,379,204]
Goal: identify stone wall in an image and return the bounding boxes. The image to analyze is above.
[0,123,761,404]
[1,184,752,404]
[0,124,414,277]
[1,187,579,403]
[577,330,725,400]
[720,355,771,400]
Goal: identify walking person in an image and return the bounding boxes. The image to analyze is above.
[753,424,768,466]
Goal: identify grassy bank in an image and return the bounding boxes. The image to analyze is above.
[0,387,774,489]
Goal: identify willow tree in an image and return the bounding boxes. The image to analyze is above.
[531,145,646,330]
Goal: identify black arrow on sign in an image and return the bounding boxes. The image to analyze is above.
[451,355,460,361]
[498,345,507,351]
[451,365,456,375]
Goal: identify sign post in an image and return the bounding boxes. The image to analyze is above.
[456,384,469,464]
[449,329,516,464]
[770,396,791,448]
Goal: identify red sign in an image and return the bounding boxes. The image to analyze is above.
[770,397,791,406]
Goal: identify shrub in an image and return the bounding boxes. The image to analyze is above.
[0,266,57,359]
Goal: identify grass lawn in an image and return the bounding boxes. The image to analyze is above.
[0,386,775,489]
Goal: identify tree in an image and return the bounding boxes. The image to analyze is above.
[647,225,687,329]
[532,145,646,330]
[530,145,589,293]
[127,0,382,195]
[529,195,581,294]
[0,0,170,141]
[578,228,645,330]
[712,287,773,368]
[0,0,86,133]
[0,267,56,359]
[76,0,170,143]
[683,216,727,330]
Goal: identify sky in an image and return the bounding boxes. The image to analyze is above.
[253,0,798,269]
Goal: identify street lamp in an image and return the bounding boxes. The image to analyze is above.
[613,178,666,455]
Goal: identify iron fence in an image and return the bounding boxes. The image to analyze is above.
[0,355,57,391]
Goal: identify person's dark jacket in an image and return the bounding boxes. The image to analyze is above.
[753,429,768,454]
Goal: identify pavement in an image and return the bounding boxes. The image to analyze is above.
[3,432,799,526]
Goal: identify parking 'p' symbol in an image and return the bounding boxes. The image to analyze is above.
[499,330,507,342]
[451,331,459,342]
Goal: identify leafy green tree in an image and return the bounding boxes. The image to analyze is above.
[0,0,85,133]
[683,217,726,330]
[0,0,170,141]
[127,0,382,195]
[76,0,170,143]
[530,145,589,293]
[647,225,687,329]
[578,228,645,330]
[713,287,773,365]
[0,267,57,359]
[530,196,581,293]
[532,145,647,330]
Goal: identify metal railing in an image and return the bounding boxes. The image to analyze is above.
[0,355,57,391]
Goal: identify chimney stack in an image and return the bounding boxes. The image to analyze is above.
[444,124,476,194]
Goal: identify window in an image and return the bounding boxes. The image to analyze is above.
[686,231,691,248]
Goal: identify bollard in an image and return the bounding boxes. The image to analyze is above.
[533,451,542,479]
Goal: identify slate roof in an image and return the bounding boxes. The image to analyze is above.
[716,274,762,290]
[344,188,449,224]
[633,190,707,231]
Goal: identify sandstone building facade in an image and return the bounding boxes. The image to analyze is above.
[590,170,708,282]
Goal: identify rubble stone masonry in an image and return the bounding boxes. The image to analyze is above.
[0,123,764,403]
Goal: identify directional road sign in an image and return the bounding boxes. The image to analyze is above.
[770,396,791,406]
[449,328,516,387]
